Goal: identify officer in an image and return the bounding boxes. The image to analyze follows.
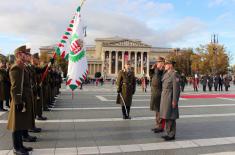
[180,73,187,92]
[0,59,9,111]
[31,53,48,120]
[160,59,180,141]
[7,45,33,155]
[201,75,208,92]
[218,74,223,91]
[116,60,136,119]
[149,57,165,133]
[214,74,220,91]
[208,74,213,91]
[224,75,231,91]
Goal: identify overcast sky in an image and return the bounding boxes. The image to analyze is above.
[0,0,234,64]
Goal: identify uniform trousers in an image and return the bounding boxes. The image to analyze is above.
[165,119,176,138]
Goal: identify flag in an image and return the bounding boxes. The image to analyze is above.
[56,4,88,91]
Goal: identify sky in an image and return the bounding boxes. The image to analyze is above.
[0,0,235,65]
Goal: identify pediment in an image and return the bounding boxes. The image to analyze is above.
[103,39,151,48]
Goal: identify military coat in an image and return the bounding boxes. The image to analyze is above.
[160,70,180,120]
[7,64,34,131]
[149,68,163,111]
[116,69,136,106]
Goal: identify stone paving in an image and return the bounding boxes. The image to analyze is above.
[0,84,235,154]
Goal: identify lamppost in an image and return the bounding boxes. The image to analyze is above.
[211,34,218,75]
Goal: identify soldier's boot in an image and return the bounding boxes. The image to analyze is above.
[36,115,47,120]
[22,130,37,142]
[13,131,29,155]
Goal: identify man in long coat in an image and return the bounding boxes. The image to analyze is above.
[0,59,9,111]
[116,60,136,119]
[149,57,165,133]
[160,59,180,141]
[7,45,34,155]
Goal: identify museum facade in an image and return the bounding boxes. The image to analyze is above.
[40,37,183,78]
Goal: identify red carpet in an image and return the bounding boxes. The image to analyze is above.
[181,94,235,99]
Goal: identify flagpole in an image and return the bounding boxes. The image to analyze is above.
[41,0,86,84]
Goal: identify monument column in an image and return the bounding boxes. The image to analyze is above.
[147,52,150,77]
[109,51,111,74]
[115,51,118,74]
[141,52,144,75]
[134,52,137,75]
[122,51,124,69]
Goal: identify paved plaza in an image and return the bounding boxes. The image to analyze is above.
[1,83,235,155]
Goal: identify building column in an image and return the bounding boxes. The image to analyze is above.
[134,52,137,75]
[94,64,96,74]
[128,51,131,60]
[122,51,124,69]
[147,52,150,77]
[115,51,118,74]
[141,52,144,75]
[109,51,111,74]
[101,52,105,76]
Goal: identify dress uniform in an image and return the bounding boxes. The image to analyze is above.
[160,59,180,141]
[7,45,33,155]
[214,75,220,91]
[0,59,9,111]
[180,73,187,92]
[149,57,165,133]
[201,75,208,92]
[207,75,213,91]
[116,61,136,119]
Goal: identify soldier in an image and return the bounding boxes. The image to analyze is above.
[7,45,33,155]
[0,59,9,111]
[208,74,213,91]
[160,59,180,141]
[31,53,48,120]
[224,75,231,91]
[116,60,136,119]
[201,75,208,92]
[214,74,220,91]
[5,62,11,108]
[218,74,223,91]
[180,73,187,92]
[149,57,165,133]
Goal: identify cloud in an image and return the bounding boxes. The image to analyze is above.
[0,0,205,55]
[208,0,235,7]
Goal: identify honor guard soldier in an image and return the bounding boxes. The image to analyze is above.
[208,74,213,91]
[160,59,180,141]
[116,60,136,119]
[149,57,165,133]
[0,59,10,111]
[7,45,34,155]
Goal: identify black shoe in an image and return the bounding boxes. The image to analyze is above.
[29,127,41,133]
[37,116,47,120]
[161,135,168,139]
[22,136,37,142]
[162,135,175,141]
[0,108,8,112]
[13,148,29,155]
[43,108,50,111]
[126,116,131,119]
[153,128,164,133]
[22,146,33,152]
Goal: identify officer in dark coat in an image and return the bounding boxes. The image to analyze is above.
[7,45,33,155]
[207,75,213,91]
[116,60,136,119]
[160,59,180,141]
[149,57,165,133]
[219,75,223,91]
[180,73,187,92]
[201,75,208,92]
[0,59,9,111]
[224,75,231,91]
[214,75,220,91]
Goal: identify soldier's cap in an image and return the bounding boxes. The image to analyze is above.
[125,60,131,65]
[165,58,176,65]
[14,45,27,55]
[32,53,39,59]
[156,57,165,62]
[25,48,31,55]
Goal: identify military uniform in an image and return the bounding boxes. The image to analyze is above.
[7,45,33,155]
[201,75,208,92]
[224,76,230,91]
[150,68,164,130]
[214,75,220,91]
[0,64,9,111]
[116,67,136,119]
[180,74,187,92]
[160,60,180,140]
[207,75,213,91]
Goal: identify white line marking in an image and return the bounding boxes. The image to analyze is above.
[52,103,235,111]
[2,137,235,154]
[96,95,187,101]
[217,98,235,101]
[95,95,108,101]
[0,112,6,117]
[1,113,235,124]
[200,152,235,155]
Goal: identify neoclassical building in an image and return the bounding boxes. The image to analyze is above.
[40,37,184,78]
